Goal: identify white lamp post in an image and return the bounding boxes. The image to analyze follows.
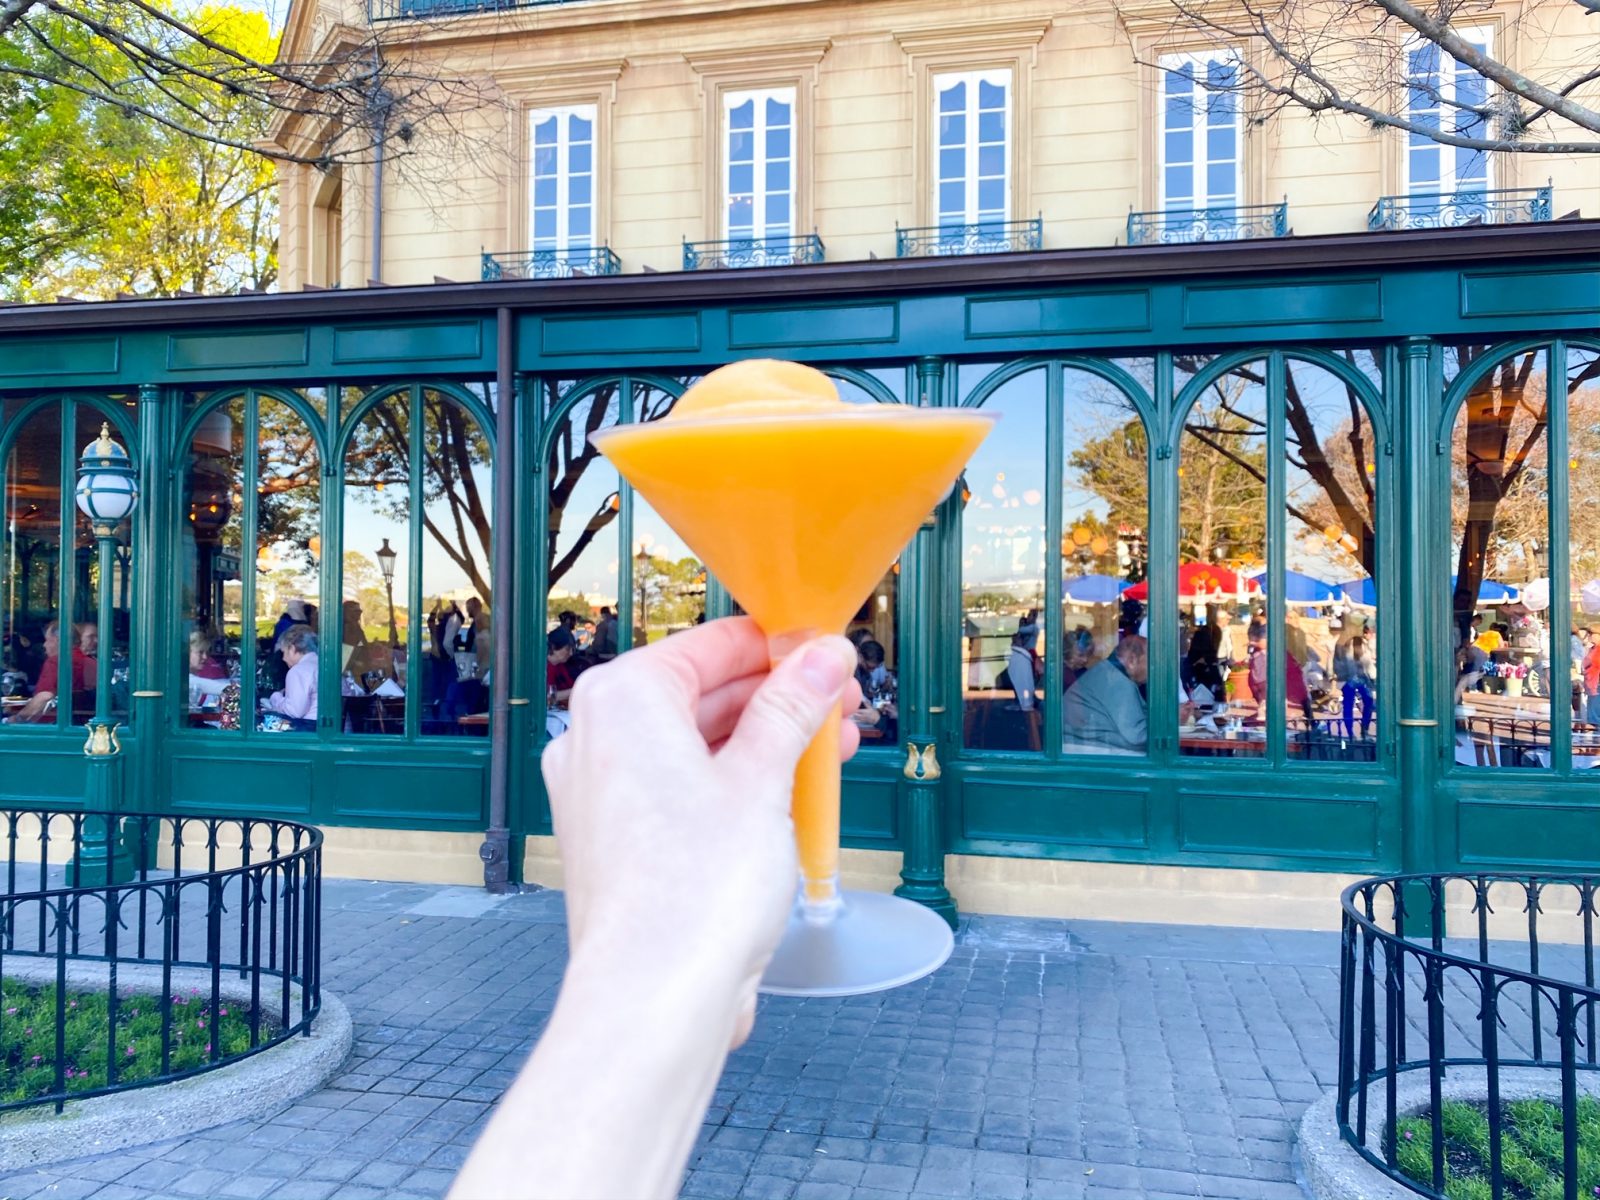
[74,423,139,886]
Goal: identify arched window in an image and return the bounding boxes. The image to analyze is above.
[1173,351,1383,765]
[2,397,136,732]
[341,385,493,739]
[1447,342,1600,776]
[179,390,322,735]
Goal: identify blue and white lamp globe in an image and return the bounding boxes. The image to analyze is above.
[75,423,139,537]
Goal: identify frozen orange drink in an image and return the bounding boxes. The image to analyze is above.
[592,360,992,993]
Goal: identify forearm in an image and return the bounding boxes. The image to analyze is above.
[450,952,742,1200]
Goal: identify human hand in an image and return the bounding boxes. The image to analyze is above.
[541,617,861,1045]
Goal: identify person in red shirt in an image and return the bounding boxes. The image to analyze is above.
[1583,628,1600,727]
[8,621,94,723]
[547,628,577,707]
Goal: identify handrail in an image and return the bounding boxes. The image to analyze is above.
[0,809,323,1114]
[482,246,622,280]
[896,217,1043,258]
[1126,201,1290,245]
[1337,872,1600,1199]
[1368,185,1554,232]
[682,233,825,270]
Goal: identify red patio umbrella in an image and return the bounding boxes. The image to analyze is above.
[1121,563,1260,602]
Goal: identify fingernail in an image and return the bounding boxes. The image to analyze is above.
[798,642,849,696]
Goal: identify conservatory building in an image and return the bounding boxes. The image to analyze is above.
[1,222,1597,926]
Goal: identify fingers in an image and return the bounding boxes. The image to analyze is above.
[695,674,764,746]
[575,618,771,717]
[720,637,856,775]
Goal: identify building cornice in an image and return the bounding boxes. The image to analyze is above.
[891,16,1053,61]
[3,223,1596,335]
[683,40,832,76]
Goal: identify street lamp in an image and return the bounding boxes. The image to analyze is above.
[74,423,138,887]
[633,543,652,643]
[375,537,399,646]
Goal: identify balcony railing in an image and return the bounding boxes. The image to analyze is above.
[371,0,579,17]
[682,233,825,271]
[482,246,622,281]
[1367,184,1553,231]
[1126,202,1290,246]
[896,217,1043,258]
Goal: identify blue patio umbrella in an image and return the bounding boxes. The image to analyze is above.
[1062,574,1127,604]
[1339,577,1377,607]
[1247,569,1341,603]
[1450,576,1520,604]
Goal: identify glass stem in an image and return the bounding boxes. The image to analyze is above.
[769,630,844,923]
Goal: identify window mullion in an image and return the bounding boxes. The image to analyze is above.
[240,392,261,734]
[555,116,569,250]
[406,385,424,740]
[1550,339,1572,776]
[965,83,980,224]
[1266,353,1288,767]
[56,398,75,733]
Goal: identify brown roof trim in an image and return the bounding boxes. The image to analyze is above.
[3,221,1597,335]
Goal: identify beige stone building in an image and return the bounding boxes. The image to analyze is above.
[271,0,1600,292]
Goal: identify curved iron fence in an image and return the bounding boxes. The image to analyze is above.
[1339,873,1600,1199]
[0,809,322,1113]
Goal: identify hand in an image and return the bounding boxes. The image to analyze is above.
[540,616,862,1044]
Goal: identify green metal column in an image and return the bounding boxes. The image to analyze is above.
[1398,337,1443,890]
[130,383,165,825]
[894,356,956,927]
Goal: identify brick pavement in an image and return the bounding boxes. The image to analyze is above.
[0,879,1345,1200]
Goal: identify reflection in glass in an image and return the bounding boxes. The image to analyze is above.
[960,368,1046,752]
[1449,348,1550,770]
[2,404,65,727]
[1061,368,1148,755]
[847,563,899,747]
[180,398,245,731]
[1176,361,1267,759]
[628,382,704,650]
[1569,348,1600,765]
[419,390,493,737]
[1284,360,1378,763]
[342,394,410,735]
[254,398,321,732]
[72,405,135,726]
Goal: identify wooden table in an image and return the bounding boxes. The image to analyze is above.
[1179,732,1266,756]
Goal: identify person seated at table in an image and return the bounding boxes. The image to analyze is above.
[262,625,318,721]
[340,600,368,672]
[1186,622,1225,696]
[187,629,228,707]
[548,628,577,707]
[850,640,897,739]
[1247,629,1313,720]
[1007,609,1041,712]
[592,606,618,661]
[7,620,94,724]
[1063,632,1148,754]
[1456,628,1488,704]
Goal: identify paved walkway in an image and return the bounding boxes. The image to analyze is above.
[0,879,1341,1200]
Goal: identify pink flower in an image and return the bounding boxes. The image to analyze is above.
[219,1007,228,1016]
[197,1020,206,1030]
[5,1007,15,1015]
[204,1043,212,1054]
[1403,1131,1413,1142]
[68,1002,76,1009]
[125,1046,135,1056]
[31,1055,40,1063]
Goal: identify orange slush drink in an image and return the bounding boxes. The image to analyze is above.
[592,361,992,913]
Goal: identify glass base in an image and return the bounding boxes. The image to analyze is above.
[759,889,955,998]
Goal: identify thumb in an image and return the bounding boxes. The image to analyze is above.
[721,636,855,776]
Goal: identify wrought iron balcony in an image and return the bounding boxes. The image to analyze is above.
[371,0,580,17]
[1367,184,1553,231]
[895,217,1043,258]
[682,233,825,271]
[482,246,622,281]
[1126,202,1290,246]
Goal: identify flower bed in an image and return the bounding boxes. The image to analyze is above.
[2,982,257,1105]
[1396,1098,1600,1200]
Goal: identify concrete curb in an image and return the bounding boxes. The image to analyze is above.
[0,960,351,1171]
[1298,1068,1600,1199]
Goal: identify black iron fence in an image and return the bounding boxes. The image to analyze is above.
[1339,873,1600,1199]
[0,809,322,1113]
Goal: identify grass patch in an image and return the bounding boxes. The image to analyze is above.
[1394,1096,1600,1200]
[0,982,260,1105]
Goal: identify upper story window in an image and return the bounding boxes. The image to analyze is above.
[529,104,596,252]
[1405,30,1492,196]
[934,69,1011,229]
[1159,52,1241,212]
[725,87,794,241]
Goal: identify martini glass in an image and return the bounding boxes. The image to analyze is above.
[593,393,992,996]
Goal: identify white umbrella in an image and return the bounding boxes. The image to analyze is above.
[1521,577,1551,612]
[1583,579,1600,615]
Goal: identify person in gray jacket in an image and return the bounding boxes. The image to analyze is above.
[1063,632,1149,753]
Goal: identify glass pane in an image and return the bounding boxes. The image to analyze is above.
[938,78,966,113]
[1568,348,1600,763]
[1177,361,1268,760]
[180,398,245,732]
[2,403,64,727]
[417,392,492,738]
[341,393,411,736]
[629,382,704,650]
[71,407,135,727]
[1283,359,1379,764]
[1061,371,1149,755]
[1450,349,1549,769]
[255,398,321,734]
[545,382,626,731]
[960,367,1046,753]
[977,109,1005,146]
[847,563,899,748]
